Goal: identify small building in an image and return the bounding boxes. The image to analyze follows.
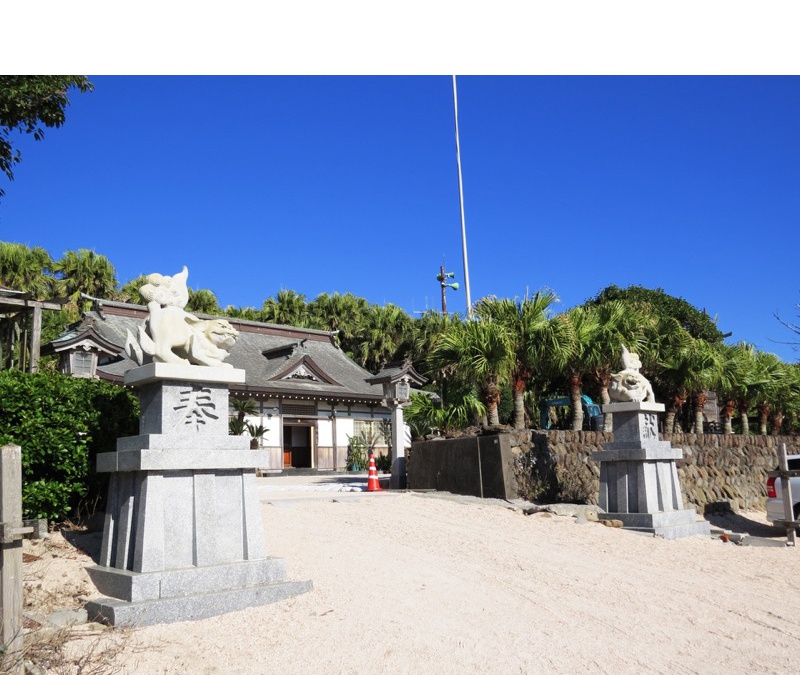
[43,299,404,472]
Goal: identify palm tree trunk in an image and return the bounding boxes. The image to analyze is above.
[569,373,584,431]
[512,378,526,430]
[722,399,735,434]
[738,402,750,435]
[483,382,501,427]
[487,401,500,426]
[771,409,784,436]
[665,394,684,434]
[596,370,613,432]
[694,392,707,434]
[758,403,770,435]
[664,408,676,434]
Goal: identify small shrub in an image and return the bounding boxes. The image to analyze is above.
[375,453,391,473]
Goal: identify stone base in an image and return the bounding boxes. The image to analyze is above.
[86,558,312,626]
[86,580,313,627]
[599,509,711,539]
[390,457,406,489]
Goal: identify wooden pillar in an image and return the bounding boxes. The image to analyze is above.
[29,304,42,373]
[1,444,24,656]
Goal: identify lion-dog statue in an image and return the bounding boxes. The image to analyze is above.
[126,266,238,368]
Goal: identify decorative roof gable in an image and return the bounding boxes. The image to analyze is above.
[271,355,342,386]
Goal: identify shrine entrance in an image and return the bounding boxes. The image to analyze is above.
[282,423,314,469]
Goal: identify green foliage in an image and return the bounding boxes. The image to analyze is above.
[404,391,486,438]
[497,385,515,426]
[587,285,726,344]
[187,288,221,315]
[0,76,93,196]
[375,453,391,473]
[0,370,138,521]
[346,434,368,471]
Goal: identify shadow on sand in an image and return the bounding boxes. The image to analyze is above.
[703,506,786,539]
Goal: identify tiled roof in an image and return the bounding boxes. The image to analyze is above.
[67,299,387,404]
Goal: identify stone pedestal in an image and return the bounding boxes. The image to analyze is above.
[593,402,710,539]
[86,363,312,626]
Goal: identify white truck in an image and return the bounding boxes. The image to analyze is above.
[766,454,800,525]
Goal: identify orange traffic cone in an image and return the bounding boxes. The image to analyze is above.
[367,453,382,492]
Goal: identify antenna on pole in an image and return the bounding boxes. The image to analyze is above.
[452,75,473,319]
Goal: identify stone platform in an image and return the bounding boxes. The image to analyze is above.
[594,402,710,540]
[87,363,311,626]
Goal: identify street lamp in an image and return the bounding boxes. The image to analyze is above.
[436,266,459,315]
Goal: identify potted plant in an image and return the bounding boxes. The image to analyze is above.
[246,422,268,449]
[346,435,367,472]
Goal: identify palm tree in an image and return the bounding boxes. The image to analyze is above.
[644,318,693,432]
[52,248,118,300]
[404,390,485,438]
[656,338,725,434]
[751,351,784,435]
[187,288,221,315]
[474,292,571,429]
[409,310,463,389]
[0,241,55,299]
[224,305,260,321]
[580,300,650,431]
[307,292,370,354]
[0,241,57,369]
[118,274,150,304]
[353,303,414,372]
[716,342,764,434]
[762,360,800,436]
[432,319,513,426]
[560,306,603,430]
[260,289,309,326]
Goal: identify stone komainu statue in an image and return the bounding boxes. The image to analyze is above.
[608,344,656,403]
[126,266,238,368]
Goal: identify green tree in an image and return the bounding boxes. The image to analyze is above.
[0,241,55,298]
[52,248,119,301]
[474,292,570,429]
[352,303,414,372]
[118,274,150,304]
[0,76,93,196]
[260,289,310,326]
[432,319,513,426]
[587,285,726,344]
[187,288,221,315]
[654,337,726,433]
[307,292,370,355]
[0,241,56,369]
[751,351,784,435]
[561,306,603,430]
[579,299,650,431]
[224,305,260,321]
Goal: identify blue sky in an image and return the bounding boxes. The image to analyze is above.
[2,75,800,361]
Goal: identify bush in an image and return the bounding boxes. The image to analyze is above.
[0,370,138,521]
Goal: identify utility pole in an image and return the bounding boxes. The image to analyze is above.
[436,266,459,315]
[452,75,473,318]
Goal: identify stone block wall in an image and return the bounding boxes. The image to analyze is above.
[415,429,799,512]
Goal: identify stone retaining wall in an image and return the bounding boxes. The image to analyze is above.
[417,430,799,512]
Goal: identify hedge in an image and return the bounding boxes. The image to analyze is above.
[0,370,138,521]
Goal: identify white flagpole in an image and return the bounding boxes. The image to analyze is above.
[452,75,473,319]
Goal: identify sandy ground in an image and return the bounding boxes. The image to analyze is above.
[22,476,800,674]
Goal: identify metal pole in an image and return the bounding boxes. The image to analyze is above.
[439,266,448,315]
[452,75,473,319]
